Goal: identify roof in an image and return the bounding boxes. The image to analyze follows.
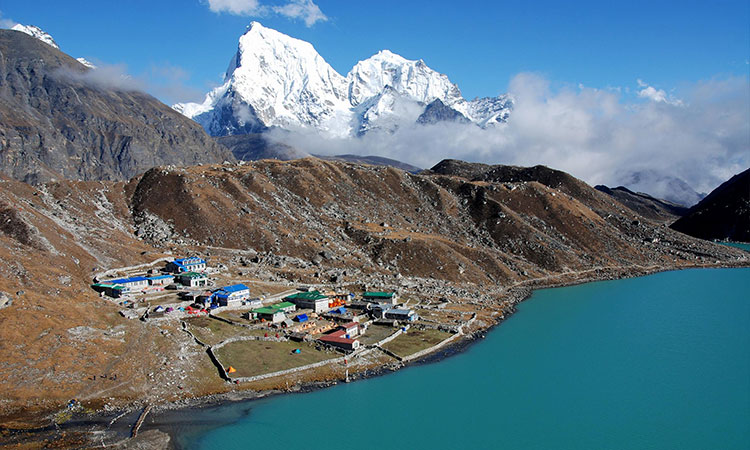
[341,321,359,329]
[174,257,206,265]
[179,271,207,279]
[148,275,174,280]
[107,276,148,285]
[221,283,249,293]
[254,301,295,315]
[285,291,327,301]
[319,331,358,345]
[363,291,395,298]
[253,306,285,315]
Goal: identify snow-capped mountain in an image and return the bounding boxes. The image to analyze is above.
[175,22,350,136]
[10,24,97,70]
[174,22,513,137]
[76,57,96,69]
[11,24,59,49]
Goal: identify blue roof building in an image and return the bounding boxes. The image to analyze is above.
[213,283,250,306]
[147,274,174,285]
[167,257,207,274]
[107,276,149,287]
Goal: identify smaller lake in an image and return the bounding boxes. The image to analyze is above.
[170,268,750,450]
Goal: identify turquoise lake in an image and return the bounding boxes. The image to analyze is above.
[172,268,750,450]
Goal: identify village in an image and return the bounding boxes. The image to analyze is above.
[91,256,473,383]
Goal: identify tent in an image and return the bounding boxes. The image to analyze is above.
[295,314,309,322]
[226,366,237,374]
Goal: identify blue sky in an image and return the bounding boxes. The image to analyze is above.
[0,0,747,103]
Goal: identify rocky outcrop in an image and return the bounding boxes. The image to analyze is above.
[595,185,688,223]
[670,168,750,242]
[0,30,233,184]
[417,99,470,125]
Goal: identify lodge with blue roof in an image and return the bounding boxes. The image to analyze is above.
[166,257,207,274]
[212,283,251,307]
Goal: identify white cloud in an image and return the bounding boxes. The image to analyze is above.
[205,0,327,26]
[52,63,146,92]
[0,10,19,28]
[637,79,683,105]
[267,74,749,204]
[272,0,327,26]
[206,0,264,15]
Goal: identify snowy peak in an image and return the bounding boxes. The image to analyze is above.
[174,23,513,137]
[346,49,464,108]
[175,21,350,136]
[11,24,59,49]
[76,57,96,69]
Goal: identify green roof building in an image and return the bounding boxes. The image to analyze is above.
[252,301,297,323]
[285,291,328,301]
[363,291,399,305]
[285,291,332,313]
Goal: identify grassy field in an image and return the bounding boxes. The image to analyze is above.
[382,328,453,358]
[213,309,254,323]
[185,316,266,346]
[214,340,337,378]
[358,324,399,345]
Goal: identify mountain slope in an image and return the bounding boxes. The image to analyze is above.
[174,23,513,137]
[670,168,750,241]
[0,30,233,183]
[595,185,688,223]
[0,158,746,425]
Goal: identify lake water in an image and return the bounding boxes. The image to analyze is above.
[172,268,750,450]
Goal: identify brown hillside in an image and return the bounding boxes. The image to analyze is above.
[0,158,746,425]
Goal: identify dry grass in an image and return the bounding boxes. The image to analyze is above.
[382,328,453,357]
[214,340,336,378]
[185,317,265,346]
[358,324,399,345]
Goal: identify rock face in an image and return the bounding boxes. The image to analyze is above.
[0,30,233,183]
[595,185,688,223]
[417,99,470,125]
[670,168,750,242]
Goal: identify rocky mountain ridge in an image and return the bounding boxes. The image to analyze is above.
[0,29,233,183]
[594,185,688,223]
[670,168,750,242]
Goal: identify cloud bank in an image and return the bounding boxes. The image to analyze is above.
[205,0,327,26]
[267,74,749,205]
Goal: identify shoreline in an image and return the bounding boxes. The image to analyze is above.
[3,261,749,448]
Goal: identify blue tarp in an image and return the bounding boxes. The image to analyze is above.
[295,314,309,322]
